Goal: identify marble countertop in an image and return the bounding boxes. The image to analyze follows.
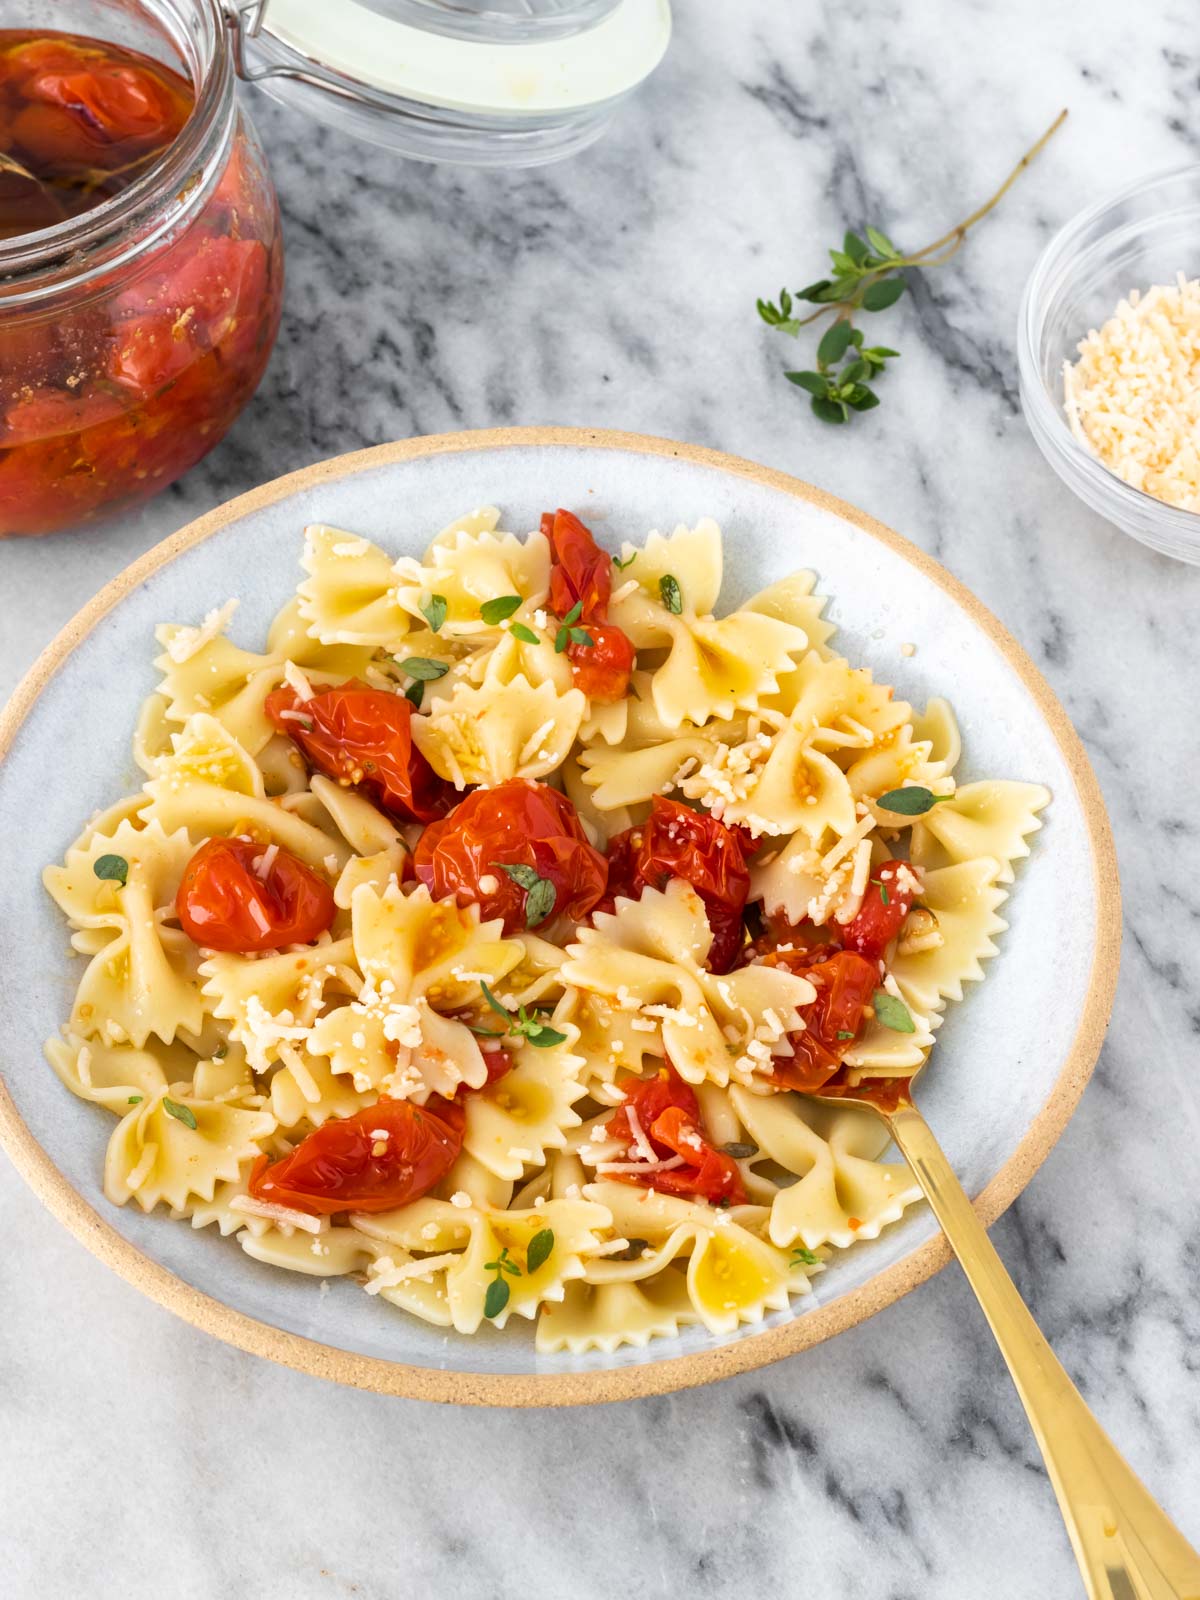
[3,3,1199,1596]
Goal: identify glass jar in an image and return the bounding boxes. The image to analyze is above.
[0,0,283,537]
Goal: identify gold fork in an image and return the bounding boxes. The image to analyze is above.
[817,1077,1200,1600]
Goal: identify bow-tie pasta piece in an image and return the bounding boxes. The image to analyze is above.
[307,883,523,1101]
[393,519,549,637]
[907,780,1050,885]
[909,696,961,774]
[576,730,722,813]
[536,1274,698,1353]
[890,857,1009,1013]
[44,1033,184,1112]
[562,880,814,1089]
[462,1028,589,1180]
[190,1047,261,1105]
[467,625,575,697]
[354,1196,611,1331]
[413,674,585,788]
[728,1087,924,1252]
[297,525,413,647]
[553,985,664,1102]
[104,1089,275,1213]
[155,597,371,755]
[141,713,353,872]
[581,1180,814,1334]
[269,1053,375,1129]
[743,570,837,660]
[608,522,808,728]
[240,1221,385,1277]
[44,816,205,1048]
[614,518,725,621]
[199,937,358,1073]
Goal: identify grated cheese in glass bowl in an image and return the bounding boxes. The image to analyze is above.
[1018,164,1200,563]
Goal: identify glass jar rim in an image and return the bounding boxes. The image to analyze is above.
[0,0,236,306]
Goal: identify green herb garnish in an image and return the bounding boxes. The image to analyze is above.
[483,1246,522,1318]
[791,1245,819,1267]
[400,657,450,681]
[836,1030,855,1041]
[553,600,593,654]
[659,574,683,614]
[495,862,557,929]
[404,681,425,709]
[213,1043,228,1060]
[127,1095,143,1105]
[612,551,637,570]
[421,594,447,633]
[757,110,1067,424]
[526,1228,555,1274]
[873,989,916,1034]
[480,982,568,1049]
[876,786,953,817]
[162,1096,198,1129]
[509,621,539,645]
[93,854,129,887]
[480,594,523,625]
[722,1142,758,1160]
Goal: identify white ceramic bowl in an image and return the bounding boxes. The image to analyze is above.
[0,429,1119,1405]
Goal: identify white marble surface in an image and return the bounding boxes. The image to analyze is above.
[1,3,1199,1596]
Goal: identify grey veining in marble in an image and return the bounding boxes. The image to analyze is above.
[2,3,1199,1597]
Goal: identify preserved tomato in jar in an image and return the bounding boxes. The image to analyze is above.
[0,16,282,537]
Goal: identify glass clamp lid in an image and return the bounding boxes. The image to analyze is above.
[222,0,671,167]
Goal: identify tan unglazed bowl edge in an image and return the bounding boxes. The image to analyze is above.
[0,427,1122,1407]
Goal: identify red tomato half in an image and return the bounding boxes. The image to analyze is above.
[568,621,635,704]
[412,779,608,937]
[542,508,613,622]
[606,1064,746,1206]
[754,947,879,1092]
[604,797,753,973]
[175,836,335,953]
[266,679,452,824]
[841,859,919,962]
[248,1096,465,1216]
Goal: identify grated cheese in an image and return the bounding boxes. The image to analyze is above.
[1063,273,1200,510]
[284,660,316,702]
[164,598,239,664]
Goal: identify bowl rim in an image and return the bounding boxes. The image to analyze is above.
[1018,160,1200,540]
[0,426,1122,1406]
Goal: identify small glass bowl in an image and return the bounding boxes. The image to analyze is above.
[1018,164,1200,564]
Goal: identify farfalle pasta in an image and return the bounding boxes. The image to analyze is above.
[42,506,1047,1350]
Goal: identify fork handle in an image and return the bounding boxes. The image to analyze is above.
[888,1104,1200,1600]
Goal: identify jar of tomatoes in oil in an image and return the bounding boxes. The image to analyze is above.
[0,0,282,537]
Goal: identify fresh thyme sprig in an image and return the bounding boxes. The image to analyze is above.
[756,109,1067,424]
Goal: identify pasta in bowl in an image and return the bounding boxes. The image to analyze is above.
[41,500,1052,1353]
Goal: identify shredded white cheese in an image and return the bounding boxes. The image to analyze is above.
[164,598,239,664]
[1064,273,1200,510]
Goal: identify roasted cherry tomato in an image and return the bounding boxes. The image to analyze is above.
[604,796,753,973]
[542,507,613,622]
[542,508,636,703]
[567,620,635,704]
[412,779,607,937]
[175,836,335,953]
[266,679,452,824]
[606,1064,747,1206]
[841,859,919,962]
[753,947,879,1092]
[248,1096,465,1216]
